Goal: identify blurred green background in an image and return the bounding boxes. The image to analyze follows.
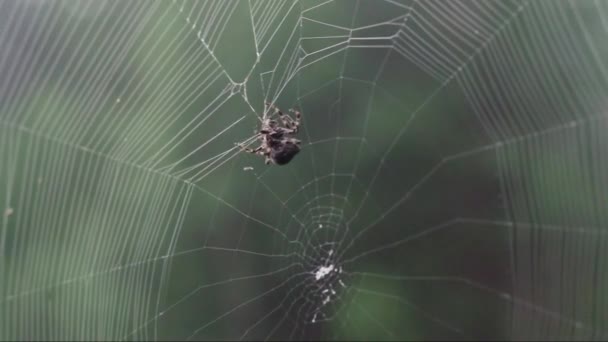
[1,0,608,340]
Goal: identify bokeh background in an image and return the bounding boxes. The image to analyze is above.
[1,0,608,340]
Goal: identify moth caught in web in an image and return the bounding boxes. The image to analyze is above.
[240,102,302,165]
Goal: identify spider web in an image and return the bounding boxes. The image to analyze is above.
[1,0,608,340]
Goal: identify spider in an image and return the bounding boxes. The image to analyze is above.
[240,102,302,165]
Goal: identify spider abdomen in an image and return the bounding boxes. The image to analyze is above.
[271,143,300,165]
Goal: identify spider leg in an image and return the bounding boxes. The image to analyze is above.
[241,144,263,154]
[277,128,296,135]
[264,147,272,164]
[266,102,293,129]
[277,111,294,130]
[288,109,301,132]
[265,102,284,117]
[279,108,302,133]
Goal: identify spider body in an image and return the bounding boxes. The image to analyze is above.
[270,139,300,165]
[241,103,302,165]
